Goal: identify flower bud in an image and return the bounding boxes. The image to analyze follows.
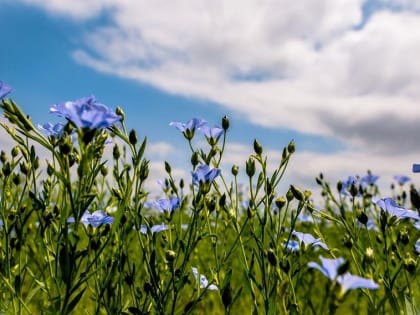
[349,183,359,197]
[12,173,21,186]
[275,196,286,210]
[246,158,255,177]
[165,250,176,262]
[0,151,8,163]
[287,140,295,154]
[398,228,409,246]
[337,260,350,276]
[222,115,230,131]
[206,197,216,213]
[100,165,108,177]
[231,165,239,176]
[337,181,343,193]
[253,139,263,155]
[164,161,172,173]
[129,129,138,145]
[139,162,149,181]
[33,157,40,170]
[219,194,226,208]
[59,138,72,155]
[113,144,121,160]
[191,152,199,168]
[356,209,369,225]
[364,247,374,265]
[290,185,305,202]
[116,106,125,120]
[11,146,19,158]
[286,188,294,202]
[2,162,11,177]
[19,162,29,175]
[280,258,290,273]
[267,249,277,266]
[404,254,417,274]
[343,235,353,249]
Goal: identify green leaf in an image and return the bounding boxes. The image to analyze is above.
[66,287,86,314]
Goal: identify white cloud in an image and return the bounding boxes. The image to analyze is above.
[12,0,420,195]
[58,1,420,153]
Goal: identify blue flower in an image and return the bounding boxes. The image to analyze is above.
[140,223,169,234]
[169,118,207,133]
[358,219,379,231]
[284,239,300,252]
[340,176,360,196]
[394,175,411,185]
[147,197,180,213]
[308,256,379,293]
[192,164,221,185]
[0,81,12,99]
[169,118,207,139]
[50,96,121,129]
[191,267,218,290]
[199,125,224,144]
[68,210,114,227]
[373,197,420,220]
[292,231,329,250]
[361,173,379,185]
[415,239,420,254]
[297,212,317,223]
[38,122,66,138]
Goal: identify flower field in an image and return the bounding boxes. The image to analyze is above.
[0,81,419,314]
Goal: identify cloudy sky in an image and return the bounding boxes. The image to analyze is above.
[1,0,420,199]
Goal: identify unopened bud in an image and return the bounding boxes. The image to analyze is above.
[191,152,199,168]
[343,235,353,249]
[275,196,286,210]
[290,185,305,201]
[287,140,295,154]
[231,165,239,176]
[253,139,263,155]
[165,250,176,262]
[286,189,294,202]
[404,254,417,274]
[164,161,171,173]
[0,151,8,163]
[246,158,255,177]
[116,106,125,120]
[364,247,374,265]
[357,209,369,225]
[129,129,138,145]
[12,173,21,186]
[11,146,19,158]
[100,165,108,177]
[222,115,230,131]
[337,260,350,276]
[267,249,277,266]
[113,145,120,160]
[19,162,29,175]
[337,181,343,193]
[398,228,409,246]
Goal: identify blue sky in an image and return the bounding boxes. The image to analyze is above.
[1,0,420,196]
